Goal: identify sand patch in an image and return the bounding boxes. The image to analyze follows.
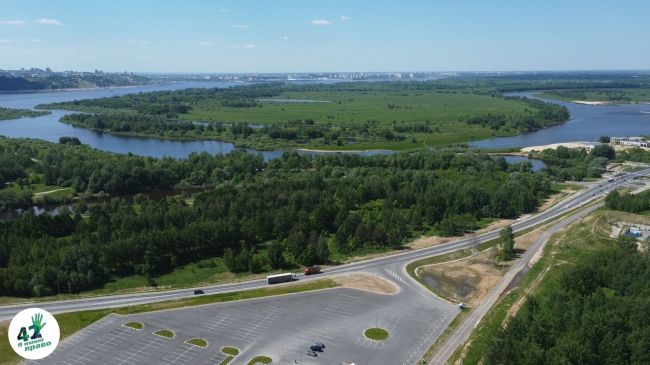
[417,249,506,307]
[335,273,399,295]
[571,100,610,105]
[408,219,514,250]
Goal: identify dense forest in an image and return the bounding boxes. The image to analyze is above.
[605,190,650,213]
[530,144,614,181]
[0,138,554,297]
[484,240,650,364]
[466,96,569,131]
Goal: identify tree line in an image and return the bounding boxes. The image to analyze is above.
[484,240,650,364]
[0,139,554,297]
[531,145,614,181]
[605,190,650,213]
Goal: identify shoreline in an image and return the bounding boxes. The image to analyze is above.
[0,81,172,95]
[297,148,394,154]
[571,100,610,106]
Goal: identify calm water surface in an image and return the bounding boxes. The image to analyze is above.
[471,92,650,148]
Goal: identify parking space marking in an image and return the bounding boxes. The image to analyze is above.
[202,312,236,333]
[110,335,167,365]
[231,305,286,342]
[161,343,203,365]
[205,351,229,365]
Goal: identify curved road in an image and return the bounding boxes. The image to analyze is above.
[1,168,648,323]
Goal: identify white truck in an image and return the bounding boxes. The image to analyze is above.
[267,273,296,285]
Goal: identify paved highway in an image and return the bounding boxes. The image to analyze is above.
[1,168,649,323]
[429,170,650,364]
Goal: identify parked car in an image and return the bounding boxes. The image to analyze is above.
[310,344,324,352]
[193,289,204,295]
[314,342,325,349]
[306,350,318,357]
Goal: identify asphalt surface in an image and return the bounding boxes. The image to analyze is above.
[6,168,650,365]
[2,168,648,323]
[24,265,457,365]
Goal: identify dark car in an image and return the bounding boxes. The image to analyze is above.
[310,344,324,352]
[306,350,318,357]
[193,289,204,295]
[314,342,325,349]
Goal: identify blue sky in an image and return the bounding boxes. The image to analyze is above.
[0,0,649,72]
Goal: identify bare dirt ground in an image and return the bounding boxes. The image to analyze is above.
[335,272,400,295]
[417,249,505,307]
[408,219,515,250]
[415,228,547,307]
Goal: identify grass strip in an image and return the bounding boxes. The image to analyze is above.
[185,338,208,348]
[246,355,273,364]
[154,329,175,339]
[364,327,389,341]
[123,321,144,330]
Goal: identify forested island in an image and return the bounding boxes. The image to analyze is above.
[39,81,570,151]
[540,88,650,103]
[0,107,50,120]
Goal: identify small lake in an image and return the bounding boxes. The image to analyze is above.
[498,155,546,172]
[471,92,650,149]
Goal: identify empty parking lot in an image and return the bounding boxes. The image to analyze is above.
[25,268,457,365]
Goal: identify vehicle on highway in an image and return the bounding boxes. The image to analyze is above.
[267,273,297,284]
[304,266,321,275]
[193,289,204,295]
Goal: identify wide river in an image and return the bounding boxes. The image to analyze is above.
[1,84,649,158]
[472,92,650,148]
[0,81,394,160]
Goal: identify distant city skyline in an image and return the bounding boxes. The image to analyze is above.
[1,0,649,73]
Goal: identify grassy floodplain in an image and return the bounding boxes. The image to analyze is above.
[183,89,532,149]
[40,81,569,151]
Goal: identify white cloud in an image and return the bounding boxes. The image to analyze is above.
[311,19,331,26]
[283,35,289,41]
[0,20,26,26]
[30,38,41,43]
[0,39,12,44]
[219,8,229,13]
[199,41,213,47]
[234,43,256,49]
[340,15,352,21]
[35,18,64,26]
[233,24,250,29]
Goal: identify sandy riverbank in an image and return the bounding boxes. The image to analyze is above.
[521,141,599,153]
[571,100,610,105]
[297,148,393,154]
